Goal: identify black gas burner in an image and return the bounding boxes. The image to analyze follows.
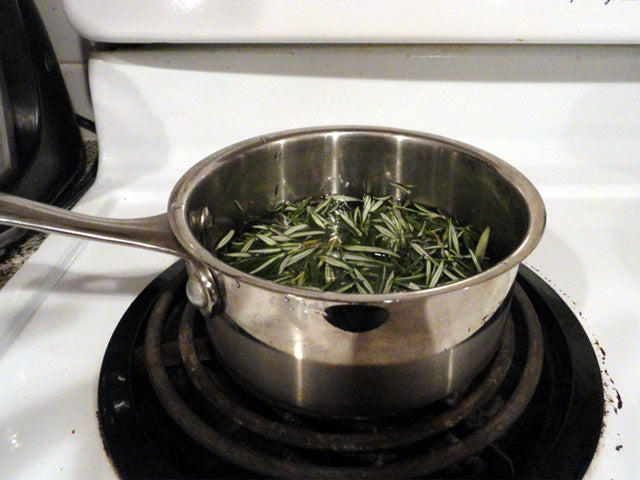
[98,262,603,479]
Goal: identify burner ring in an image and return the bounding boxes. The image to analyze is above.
[143,281,544,479]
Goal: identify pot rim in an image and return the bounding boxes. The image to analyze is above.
[167,125,546,302]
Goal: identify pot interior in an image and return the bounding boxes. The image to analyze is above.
[184,128,535,266]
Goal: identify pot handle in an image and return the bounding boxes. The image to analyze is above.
[0,193,188,258]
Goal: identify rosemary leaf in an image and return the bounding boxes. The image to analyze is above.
[240,236,256,252]
[224,252,252,258]
[256,233,277,246]
[410,242,429,258]
[271,235,292,242]
[389,181,414,194]
[475,227,491,262]
[338,211,363,237]
[248,248,283,254]
[250,253,286,274]
[380,212,399,232]
[322,256,353,270]
[310,211,328,228]
[284,224,309,236]
[373,224,396,240]
[448,219,460,256]
[313,198,331,214]
[324,263,335,285]
[429,260,445,288]
[334,282,355,293]
[289,229,325,238]
[468,248,483,273]
[361,195,372,224]
[382,271,395,294]
[215,229,235,250]
[443,268,459,282]
[343,245,401,258]
[352,268,375,294]
[369,198,385,213]
[286,247,317,267]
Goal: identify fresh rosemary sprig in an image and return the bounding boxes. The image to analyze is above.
[215,186,491,293]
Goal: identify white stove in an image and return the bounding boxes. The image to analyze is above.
[1,1,639,478]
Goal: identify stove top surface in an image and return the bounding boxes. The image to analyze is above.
[0,44,637,478]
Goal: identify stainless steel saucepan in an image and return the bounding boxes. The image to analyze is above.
[0,126,545,417]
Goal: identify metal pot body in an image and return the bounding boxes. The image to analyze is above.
[169,126,545,416]
[0,126,545,417]
[205,293,512,416]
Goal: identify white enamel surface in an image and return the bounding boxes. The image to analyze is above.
[63,0,640,44]
[0,44,638,478]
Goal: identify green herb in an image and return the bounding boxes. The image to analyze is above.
[215,184,492,293]
[215,229,235,250]
[475,226,491,262]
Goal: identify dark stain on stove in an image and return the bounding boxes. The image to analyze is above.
[595,339,606,359]
[615,388,623,410]
[527,267,622,412]
[601,367,623,417]
[597,339,621,416]
[527,264,627,463]
[71,429,75,434]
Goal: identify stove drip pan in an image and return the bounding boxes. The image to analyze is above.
[98,262,603,479]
